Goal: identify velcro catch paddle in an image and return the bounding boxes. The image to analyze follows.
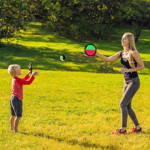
[29,63,32,73]
[85,44,97,56]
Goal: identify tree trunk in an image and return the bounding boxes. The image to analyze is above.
[135,29,141,43]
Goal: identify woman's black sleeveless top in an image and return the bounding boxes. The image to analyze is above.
[120,51,138,80]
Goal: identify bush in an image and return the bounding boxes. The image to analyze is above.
[0,0,32,42]
[42,0,127,41]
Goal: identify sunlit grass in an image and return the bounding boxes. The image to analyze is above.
[0,69,150,150]
[0,22,150,74]
[0,22,150,149]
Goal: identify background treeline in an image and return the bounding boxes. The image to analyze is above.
[0,0,150,42]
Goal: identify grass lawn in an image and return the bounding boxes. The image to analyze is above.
[0,22,150,150]
[0,22,150,74]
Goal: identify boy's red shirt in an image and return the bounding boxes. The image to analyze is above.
[12,74,35,100]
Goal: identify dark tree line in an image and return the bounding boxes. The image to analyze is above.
[0,0,32,46]
[0,0,150,43]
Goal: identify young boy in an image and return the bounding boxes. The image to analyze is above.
[8,64,38,133]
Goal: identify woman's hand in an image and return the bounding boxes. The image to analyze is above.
[95,51,100,56]
[120,68,131,74]
[32,71,39,76]
[96,51,121,62]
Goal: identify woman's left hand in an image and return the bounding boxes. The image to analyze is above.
[120,68,130,73]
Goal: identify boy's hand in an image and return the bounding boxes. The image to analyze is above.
[28,71,32,74]
[32,71,38,76]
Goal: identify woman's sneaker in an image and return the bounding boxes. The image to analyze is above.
[128,127,142,134]
[112,129,127,134]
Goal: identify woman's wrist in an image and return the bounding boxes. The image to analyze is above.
[128,68,136,72]
[96,52,109,62]
[96,51,99,56]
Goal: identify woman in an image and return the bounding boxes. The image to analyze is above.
[96,32,144,134]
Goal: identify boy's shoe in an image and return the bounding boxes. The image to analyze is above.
[112,129,127,134]
[128,127,142,134]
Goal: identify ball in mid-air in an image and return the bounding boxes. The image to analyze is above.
[60,55,66,61]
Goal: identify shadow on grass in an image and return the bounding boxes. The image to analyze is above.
[0,43,149,74]
[19,33,81,45]
[22,23,83,45]
[20,131,119,150]
[0,43,118,73]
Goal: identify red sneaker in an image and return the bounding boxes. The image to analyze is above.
[112,129,127,134]
[128,128,142,134]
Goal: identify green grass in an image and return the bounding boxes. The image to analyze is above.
[0,22,150,150]
[0,70,150,150]
[0,22,150,74]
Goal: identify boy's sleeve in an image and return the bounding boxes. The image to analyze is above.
[21,74,30,80]
[16,76,35,85]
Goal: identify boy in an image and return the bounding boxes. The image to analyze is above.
[8,64,38,133]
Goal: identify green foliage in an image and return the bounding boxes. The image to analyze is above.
[41,0,150,41]
[121,0,150,25]
[119,0,150,42]
[29,0,48,20]
[97,62,115,73]
[0,0,150,42]
[0,0,31,42]
[42,0,127,41]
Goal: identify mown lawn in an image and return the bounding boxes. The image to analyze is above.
[0,70,150,150]
[0,22,150,150]
[0,22,150,74]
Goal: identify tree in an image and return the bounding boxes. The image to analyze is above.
[0,0,32,46]
[120,0,150,42]
[42,0,127,41]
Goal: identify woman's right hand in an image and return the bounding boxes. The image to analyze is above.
[95,51,100,56]
[32,71,38,76]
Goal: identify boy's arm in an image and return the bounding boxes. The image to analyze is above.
[21,74,30,80]
[16,76,35,85]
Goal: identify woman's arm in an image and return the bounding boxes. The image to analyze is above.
[122,51,144,73]
[96,51,121,62]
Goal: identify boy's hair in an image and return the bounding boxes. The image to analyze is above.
[8,64,20,77]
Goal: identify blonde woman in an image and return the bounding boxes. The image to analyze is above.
[96,32,144,134]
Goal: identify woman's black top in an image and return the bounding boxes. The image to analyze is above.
[120,51,138,80]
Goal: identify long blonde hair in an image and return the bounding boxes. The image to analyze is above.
[122,32,137,68]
